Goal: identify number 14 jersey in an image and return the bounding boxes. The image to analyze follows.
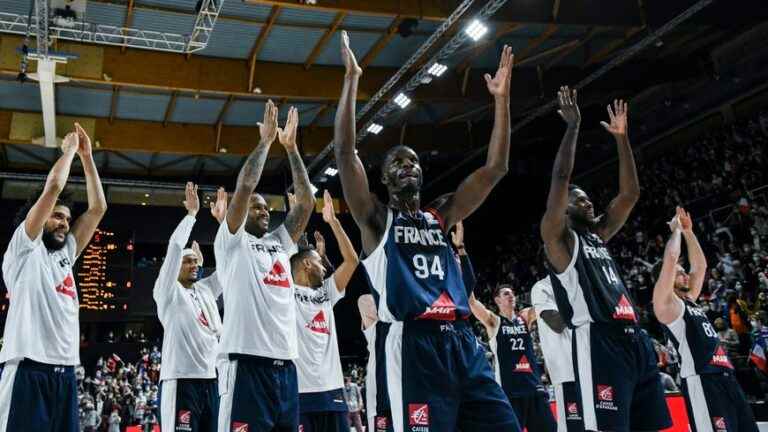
[361,208,469,322]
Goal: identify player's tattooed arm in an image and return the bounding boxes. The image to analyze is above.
[280,107,316,243]
[227,101,276,234]
[540,86,580,274]
[469,293,499,331]
[596,99,640,242]
[653,209,684,325]
[440,46,514,230]
[335,31,385,254]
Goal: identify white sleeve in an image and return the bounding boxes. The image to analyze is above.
[64,234,78,262]
[153,215,195,308]
[214,219,245,275]
[531,282,558,319]
[7,223,42,259]
[197,271,223,299]
[325,277,345,306]
[273,224,298,257]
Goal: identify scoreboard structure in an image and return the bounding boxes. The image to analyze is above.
[77,228,134,313]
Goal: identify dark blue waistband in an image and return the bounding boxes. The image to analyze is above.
[589,321,641,337]
[14,359,75,375]
[228,353,295,368]
[402,319,470,334]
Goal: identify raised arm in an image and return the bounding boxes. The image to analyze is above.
[70,123,107,256]
[652,209,684,325]
[226,101,277,234]
[209,187,228,224]
[279,107,316,242]
[322,191,359,292]
[540,86,581,273]
[469,293,499,331]
[440,46,513,229]
[334,31,384,252]
[154,183,198,298]
[679,208,707,300]
[451,221,476,291]
[595,100,640,241]
[25,130,79,240]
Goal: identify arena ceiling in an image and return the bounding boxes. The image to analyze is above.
[0,0,764,195]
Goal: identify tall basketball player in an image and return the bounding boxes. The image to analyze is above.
[215,103,315,432]
[336,31,520,432]
[155,183,226,432]
[654,207,757,432]
[292,191,359,432]
[469,285,557,432]
[540,87,671,431]
[0,123,107,431]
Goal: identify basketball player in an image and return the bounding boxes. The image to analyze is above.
[0,123,106,431]
[155,183,227,432]
[336,31,520,432]
[215,103,315,432]
[654,207,757,432]
[469,285,557,432]
[531,275,579,432]
[540,87,671,431]
[293,191,359,432]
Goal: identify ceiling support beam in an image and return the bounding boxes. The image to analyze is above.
[304,12,347,70]
[163,91,178,127]
[109,86,120,124]
[584,26,644,67]
[248,5,282,92]
[360,16,403,69]
[121,0,136,53]
[456,23,524,73]
[544,27,602,70]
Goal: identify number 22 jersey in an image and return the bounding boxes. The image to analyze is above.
[362,208,469,322]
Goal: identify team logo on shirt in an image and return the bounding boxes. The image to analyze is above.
[408,404,429,431]
[263,261,290,288]
[54,273,77,300]
[298,425,304,432]
[709,346,734,369]
[306,310,330,335]
[197,312,209,328]
[566,402,582,420]
[417,292,456,320]
[514,355,533,373]
[712,417,727,432]
[232,422,249,432]
[175,410,191,431]
[612,294,636,321]
[595,385,618,411]
[376,416,390,432]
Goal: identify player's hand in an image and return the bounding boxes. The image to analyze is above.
[74,122,93,158]
[600,99,628,138]
[314,231,326,258]
[557,86,580,127]
[287,192,297,209]
[341,30,362,78]
[678,206,693,233]
[451,221,465,249]
[61,131,79,156]
[258,99,279,145]
[277,106,299,152]
[321,190,336,223]
[667,209,682,233]
[485,45,514,99]
[209,187,227,223]
[191,240,204,266]
[183,182,200,217]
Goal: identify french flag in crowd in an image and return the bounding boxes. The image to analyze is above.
[750,332,768,373]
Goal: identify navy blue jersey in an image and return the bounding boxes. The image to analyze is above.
[550,230,638,327]
[664,297,734,378]
[361,208,470,322]
[489,315,542,396]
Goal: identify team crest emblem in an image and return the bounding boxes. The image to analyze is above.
[408,403,429,430]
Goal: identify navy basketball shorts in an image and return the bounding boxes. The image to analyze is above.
[367,322,392,432]
[159,378,218,432]
[385,319,521,432]
[298,388,349,432]
[571,323,672,431]
[507,390,557,432]
[217,354,298,432]
[554,382,585,432]
[681,372,758,432]
[0,359,78,432]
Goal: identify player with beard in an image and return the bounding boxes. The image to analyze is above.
[540,88,671,431]
[0,123,107,431]
[335,31,520,432]
[292,191,360,432]
[469,285,557,432]
[155,184,227,432]
[654,207,757,432]
[215,103,315,432]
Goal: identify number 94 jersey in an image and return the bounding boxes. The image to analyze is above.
[361,208,470,322]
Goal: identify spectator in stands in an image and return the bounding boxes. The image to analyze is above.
[716,317,741,359]
[343,375,364,432]
[81,402,101,432]
[108,408,121,432]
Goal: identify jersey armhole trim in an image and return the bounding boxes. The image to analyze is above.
[554,230,579,277]
[361,209,392,266]
[668,296,686,327]
[487,314,501,339]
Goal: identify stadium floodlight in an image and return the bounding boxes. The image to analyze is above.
[367,123,384,134]
[465,20,488,41]
[324,167,339,176]
[394,93,411,109]
[428,63,448,77]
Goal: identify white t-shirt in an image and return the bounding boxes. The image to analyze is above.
[1,223,80,365]
[214,220,298,360]
[294,277,345,393]
[154,215,222,381]
[531,277,574,385]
